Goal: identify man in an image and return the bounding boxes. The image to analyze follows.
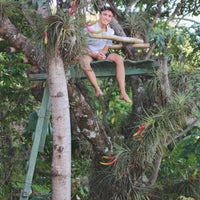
[82,6,132,103]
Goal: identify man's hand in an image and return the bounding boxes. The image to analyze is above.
[96,52,106,60]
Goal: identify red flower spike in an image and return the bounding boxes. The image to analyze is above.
[44,32,47,44]
[100,158,117,166]
[133,123,151,137]
[118,171,125,180]
[44,25,48,45]
[70,0,76,16]
[102,156,115,159]
[100,151,123,166]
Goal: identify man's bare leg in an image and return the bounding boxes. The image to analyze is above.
[107,53,132,103]
[81,55,103,97]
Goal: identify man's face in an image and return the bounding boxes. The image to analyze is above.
[99,10,113,25]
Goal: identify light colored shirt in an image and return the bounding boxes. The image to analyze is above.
[86,22,114,54]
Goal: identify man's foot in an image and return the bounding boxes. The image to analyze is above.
[119,93,132,103]
[95,88,103,97]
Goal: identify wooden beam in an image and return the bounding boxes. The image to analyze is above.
[109,43,150,49]
[90,34,144,44]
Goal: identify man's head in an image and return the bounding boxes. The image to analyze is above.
[99,6,115,26]
[100,6,115,16]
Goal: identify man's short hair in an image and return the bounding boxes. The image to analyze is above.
[100,6,115,16]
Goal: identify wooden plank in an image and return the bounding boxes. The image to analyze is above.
[28,59,159,81]
[28,73,47,80]
[71,59,159,80]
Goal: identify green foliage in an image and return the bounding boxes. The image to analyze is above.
[158,132,200,199]
[0,0,19,18]
[71,138,92,200]
[147,22,174,54]
[0,53,35,125]
[0,52,37,199]
[71,159,90,199]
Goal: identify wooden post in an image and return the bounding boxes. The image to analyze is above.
[20,83,50,200]
[39,93,51,152]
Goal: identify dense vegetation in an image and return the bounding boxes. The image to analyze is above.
[0,0,200,199]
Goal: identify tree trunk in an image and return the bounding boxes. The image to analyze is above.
[160,55,171,101]
[47,54,71,200]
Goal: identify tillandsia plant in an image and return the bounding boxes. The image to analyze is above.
[34,11,86,65]
[89,88,197,200]
[122,11,150,40]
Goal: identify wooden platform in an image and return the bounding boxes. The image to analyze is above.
[28,59,159,81]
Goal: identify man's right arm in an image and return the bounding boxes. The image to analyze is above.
[88,51,98,59]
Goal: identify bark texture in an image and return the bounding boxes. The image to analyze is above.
[159,55,171,101]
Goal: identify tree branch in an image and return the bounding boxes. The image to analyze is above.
[144,43,156,59]
[68,80,113,155]
[0,18,39,66]
[165,117,200,146]
[166,0,186,23]
[150,0,166,31]
[148,149,163,185]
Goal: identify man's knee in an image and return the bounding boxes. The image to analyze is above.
[116,54,123,63]
[108,53,123,63]
[81,55,93,70]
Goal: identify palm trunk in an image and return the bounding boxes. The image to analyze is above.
[47,54,71,200]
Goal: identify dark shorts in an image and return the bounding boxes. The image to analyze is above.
[92,52,111,61]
